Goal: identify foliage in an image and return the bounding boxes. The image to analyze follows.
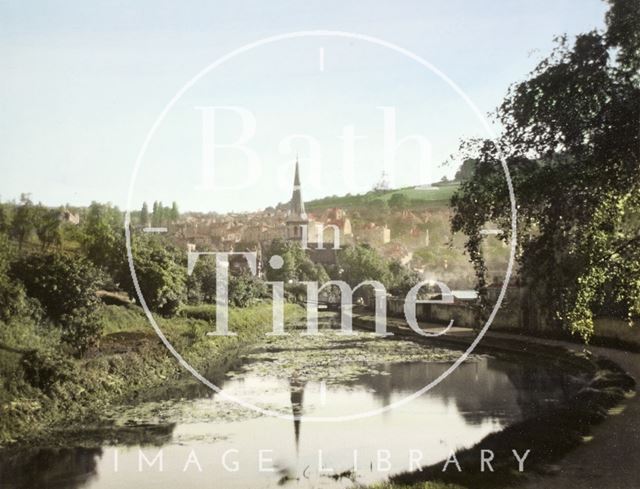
[265,239,327,283]
[10,194,36,249]
[59,307,105,356]
[0,202,12,234]
[150,201,179,227]
[0,235,37,322]
[186,254,216,303]
[80,201,124,276]
[451,0,640,339]
[387,259,422,297]
[389,192,410,210]
[228,272,267,307]
[178,304,217,322]
[338,244,390,288]
[140,202,150,226]
[454,158,477,182]
[34,206,62,250]
[124,234,187,316]
[21,349,75,395]
[10,251,103,322]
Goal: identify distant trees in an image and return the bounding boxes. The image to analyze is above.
[338,244,390,288]
[140,202,149,226]
[265,239,328,283]
[80,202,124,276]
[361,198,389,224]
[389,193,410,210]
[387,259,422,297]
[150,201,179,227]
[10,194,35,249]
[169,202,179,222]
[0,203,11,234]
[34,207,62,250]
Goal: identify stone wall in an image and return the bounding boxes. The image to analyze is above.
[382,289,638,349]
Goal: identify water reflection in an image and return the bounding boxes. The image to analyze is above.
[0,355,585,489]
[0,447,102,489]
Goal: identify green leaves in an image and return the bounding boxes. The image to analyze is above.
[451,0,640,339]
[10,251,103,322]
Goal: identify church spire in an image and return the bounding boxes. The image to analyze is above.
[289,156,307,220]
[294,154,301,187]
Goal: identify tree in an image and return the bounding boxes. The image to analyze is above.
[0,202,11,235]
[80,202,124,277]
[59,307,105,356]
[140,202,150,227]
[364,198,390,223]
[338,244,390,288]
[186,254,216,303]
[0,234,34,322]
[389,193,410,210]
[451,0,640,340]
[10,194,35,249]
[228,272,267,307]
[10,251,103,322]
[123,234,186,316]
[387,259,422,297]
[151,201,165,227]
[169,202,179,222]
[34,206,62,250]
[265,239,323,283]
[454,159,477,182]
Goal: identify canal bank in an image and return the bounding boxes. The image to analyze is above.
[0,313,589,489]
[353,313,637,489]
[0,303,306,447]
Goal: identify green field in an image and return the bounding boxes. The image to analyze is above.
[306,182,460,211]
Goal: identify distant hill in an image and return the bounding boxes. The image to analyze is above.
[306,181,460,211]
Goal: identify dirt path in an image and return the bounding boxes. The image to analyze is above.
[490,333,640,489]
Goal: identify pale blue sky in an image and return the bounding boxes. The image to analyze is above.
[0,0,607,212]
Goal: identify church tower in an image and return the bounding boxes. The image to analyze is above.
[286,157,308,241]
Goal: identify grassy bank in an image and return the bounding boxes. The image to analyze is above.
[0,302,303,447]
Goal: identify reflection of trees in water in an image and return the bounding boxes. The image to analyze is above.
[493,357,585,419]
[0,423,176,489]
[357,357,583,425]
[0,447,102,489]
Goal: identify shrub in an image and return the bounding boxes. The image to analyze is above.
[10,251,103,322]
[21,349,75,395]
[121,235,187,316]
[60,307,105,356]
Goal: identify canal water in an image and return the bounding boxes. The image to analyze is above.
[0,317,587,489]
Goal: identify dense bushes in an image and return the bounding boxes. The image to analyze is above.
[10,252,103,322]
[7,251,106,355]
[228,272,267,307]
[123,235,187,316]
[0,236,38,323]
[21,349,75,395]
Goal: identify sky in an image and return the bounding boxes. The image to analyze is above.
[0,0,608,213]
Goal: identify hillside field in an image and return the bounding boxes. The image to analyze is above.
[306,182,460,211]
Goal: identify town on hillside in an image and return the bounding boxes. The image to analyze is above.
[130,159,509,290]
